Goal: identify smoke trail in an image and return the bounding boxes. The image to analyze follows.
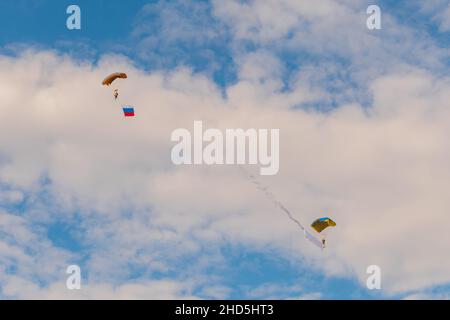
[247,172,306,231]
[242,168,324,249]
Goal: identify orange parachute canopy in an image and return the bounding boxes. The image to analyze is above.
[102,72,128,86]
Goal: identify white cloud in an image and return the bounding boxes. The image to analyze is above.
[1,49,450,297]
[420,0,450,32]
[244,282,319,300]
[1,0,450,299]
[0,190,23,204]
[220,0,448,89]
[0,210,75,297]
[2,277,199,300]
[403,291,449,300]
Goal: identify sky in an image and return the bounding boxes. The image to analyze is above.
[0,0,450,299]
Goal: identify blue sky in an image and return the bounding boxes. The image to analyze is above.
[0,0,236,86]
[1,0,450,299]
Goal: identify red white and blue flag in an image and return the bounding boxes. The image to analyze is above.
[122,106,135,117]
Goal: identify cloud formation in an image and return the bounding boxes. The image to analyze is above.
[1,0,450,299]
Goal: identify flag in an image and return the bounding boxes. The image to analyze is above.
[122,106,135,117]
[304,230,324,249]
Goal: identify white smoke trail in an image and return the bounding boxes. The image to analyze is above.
[243,168,324,249]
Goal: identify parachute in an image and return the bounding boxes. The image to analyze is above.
[102,72,128,86]
[311,217,336,233]
[102,72,135,117]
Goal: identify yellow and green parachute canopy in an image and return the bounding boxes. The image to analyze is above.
[311,217,336,233]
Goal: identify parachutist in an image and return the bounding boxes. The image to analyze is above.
[102,72,135,117]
